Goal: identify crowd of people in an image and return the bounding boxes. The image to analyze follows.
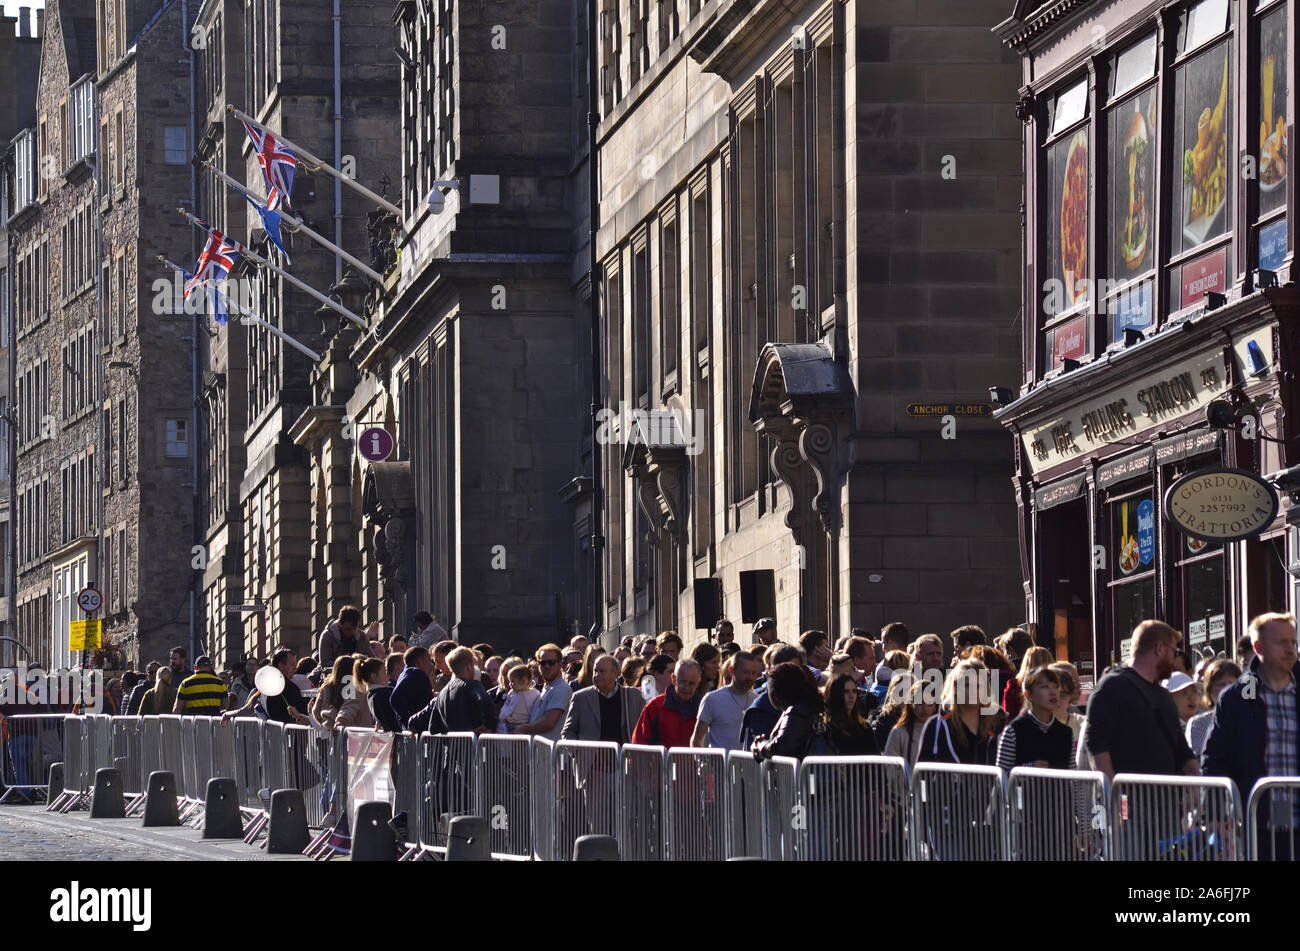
[90,604,1299,856]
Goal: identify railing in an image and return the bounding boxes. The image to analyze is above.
[9,713,1295,861]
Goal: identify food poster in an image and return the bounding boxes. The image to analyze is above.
[1111,88,1157,278]
[1175,41,1232,253]
[1259,7,1287,216]
[1114,495,1156,576]
[1049,128,1090,313]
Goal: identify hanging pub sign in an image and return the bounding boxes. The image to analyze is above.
[1164,467,1280,542]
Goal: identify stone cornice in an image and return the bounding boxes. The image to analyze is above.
[996,0,1097,50]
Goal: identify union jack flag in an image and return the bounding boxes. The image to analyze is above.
[184,227,241,324]
[241,119,297,211]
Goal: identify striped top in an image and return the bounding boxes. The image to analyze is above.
[177,672,227,713]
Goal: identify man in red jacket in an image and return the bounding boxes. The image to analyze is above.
[630,659,702,748]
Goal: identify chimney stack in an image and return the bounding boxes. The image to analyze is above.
[18,7,30,37]
[35,8,43,37]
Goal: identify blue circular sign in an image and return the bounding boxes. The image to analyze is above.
[1137,498,1155,567]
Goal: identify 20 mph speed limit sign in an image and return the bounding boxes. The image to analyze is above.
[77,586,103,614]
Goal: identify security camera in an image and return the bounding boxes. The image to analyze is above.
[427,179,460,216]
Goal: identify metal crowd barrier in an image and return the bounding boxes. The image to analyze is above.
[911,762,1007,861]
[26,713,1300,863]
[2,714,66,802]
[477,734,534,860]
[1246,778,1300,861]
[799,755,910,861]
[284,724,330,827]
[763,756,800,861]
[1006,766,1107,861]
[111,716,145,798]
[419,733,477,855]
[725,750,764,859]
[530,738,556,860]
[618,744,666,861]
[390,731,423,855]
[666,749,727,861]
[232,717,264,811]
[554,740,619,862]
[1108,773,1242,861]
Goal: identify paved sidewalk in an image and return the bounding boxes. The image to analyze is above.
[0,803,313,861]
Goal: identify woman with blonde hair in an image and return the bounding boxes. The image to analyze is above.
[1185,657,1242,757]
[917,660,1002,765]
[1003,645,1055,718]
[140,666,176,716]
[575,644,607,690]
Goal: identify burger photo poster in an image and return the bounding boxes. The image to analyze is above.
[1258,7,1288,217]
[1111,87,1156,277]
[1051,129,1090,310]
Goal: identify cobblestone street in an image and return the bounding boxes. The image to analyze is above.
[0,804,308,861]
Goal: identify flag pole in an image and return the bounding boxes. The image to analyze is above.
[228,105,404,221]
[157,256,322,362]
[203,162,384,283]
[178,209,368,331]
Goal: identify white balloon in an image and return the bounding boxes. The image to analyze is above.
[255,665,285,697]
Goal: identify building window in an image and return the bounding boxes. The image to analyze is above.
[13,129,35,210]
[164,126,187,165]
[1254,5,1288,274]
[165,418,189,458]
[68,79,95,168]
[1108,489,1157,664]
[1042,77,1091,371]
[660,214,679,383]
[114,110,125,189]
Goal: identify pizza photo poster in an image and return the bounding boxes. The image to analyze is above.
[1049,127,1091,312]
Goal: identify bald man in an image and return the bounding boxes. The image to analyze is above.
[561,654,646,743]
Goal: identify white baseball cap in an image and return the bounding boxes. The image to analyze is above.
[1162,671,1196,693]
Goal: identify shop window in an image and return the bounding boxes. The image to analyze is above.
[1109,490,1156,664]
[1171,18,1232,261]
[1043,78,1091,341]
[1037,498,1095,687]
[1105,35,1157,339]
[1255,6,1288,275]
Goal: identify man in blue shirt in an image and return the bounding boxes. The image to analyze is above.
[511,643,571,741]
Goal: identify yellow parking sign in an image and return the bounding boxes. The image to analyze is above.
[70,619,103,651]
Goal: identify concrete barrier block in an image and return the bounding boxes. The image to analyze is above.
[47,762,65,804]
[142,771,180,827]
[267,789,310,854]
[446,815,490,861]
[89,768,126,819]
[572,834,620,861]
[201,777,244,839]
[351,801,398,861]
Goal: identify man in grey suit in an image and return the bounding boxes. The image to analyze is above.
[562,654,645,743]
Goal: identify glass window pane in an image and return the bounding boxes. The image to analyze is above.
[1115,576,1156,662]
[1258,7,1288,216]
[1184,0,1229,54]
[1052,79,1088,135]
[1109,87,1157,278]
[1113,493,1156,576]
[1047,129,1091,315]
[1113,33,1157,99]
[1183,555,1225,656]
[1173,41,1232,255]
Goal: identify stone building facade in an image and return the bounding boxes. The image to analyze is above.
[595,0,1027,648]
[191,0,400,663]
[5,0,196,670]
[312,0,589,656]
[0,7,43,659]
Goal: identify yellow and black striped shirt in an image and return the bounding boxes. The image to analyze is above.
[177,672,227,714]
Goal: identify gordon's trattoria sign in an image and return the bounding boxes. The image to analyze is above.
[1164,468,1279,542]
[1022,348,1227,474]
